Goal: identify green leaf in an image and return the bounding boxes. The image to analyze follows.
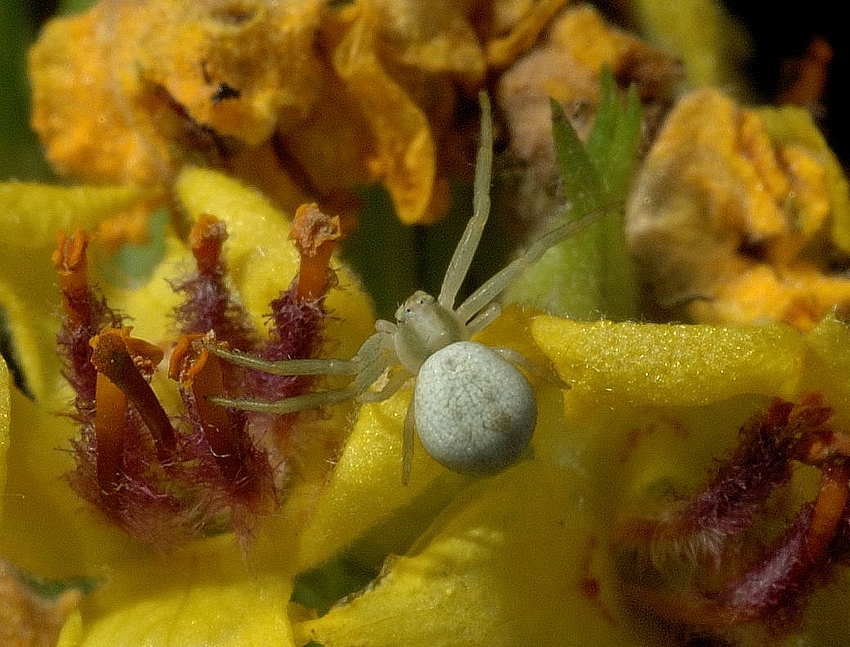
[550,99,604,218]
[506,70,642,320]
[598,82,642,200]
[585,66,621,177]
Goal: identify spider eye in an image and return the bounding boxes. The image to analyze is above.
[395,291,434,323]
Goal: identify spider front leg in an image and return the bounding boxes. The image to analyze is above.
[207,333,393,414]
[206,332,384,377]
[436,91,493,312]
[433,92,610,327]
[455,211,608,325]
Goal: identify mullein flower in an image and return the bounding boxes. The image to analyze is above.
[52,196,357,549]
[4,163,850,647]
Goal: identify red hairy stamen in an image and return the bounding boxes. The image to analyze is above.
[53,230,123,412]
[55,207,340,547]
[251,204,340,398]
[615,395,850,639]
[172,214,255,351]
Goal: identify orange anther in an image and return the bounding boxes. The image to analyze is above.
[52,230,92,320]
[90,328,175,461]
[169,333,243,481]
[189,214,227,274]
[290,203,343,300]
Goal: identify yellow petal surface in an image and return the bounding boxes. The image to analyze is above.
[0,182,155,401]
[797,316,850,422]
[0,387,137,579]
[0,183,154,249]
[57,537,295,647]
[532,316,804,409]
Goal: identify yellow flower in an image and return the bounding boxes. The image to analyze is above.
[3,166,850,645]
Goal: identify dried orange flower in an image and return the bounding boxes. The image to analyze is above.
[497,5,682,231]
[29,0,568,225]
[627,88,850,329]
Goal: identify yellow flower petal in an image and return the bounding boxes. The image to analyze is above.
[0,387,135,578]
[799,316,850,414]
[0,182,156,401]
[0,183,154,249]
[327,0,437,225]
[58,537,295,647]
[532,316,804,408]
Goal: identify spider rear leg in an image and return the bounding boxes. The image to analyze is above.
[402,398,416,485]
[492,346,566,387]
[210,385,367,415]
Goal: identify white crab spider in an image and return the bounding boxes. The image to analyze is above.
[209,92,601,483]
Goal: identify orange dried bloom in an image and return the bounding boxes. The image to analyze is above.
[497,5,682,230]
[28,0,568,224]
[627,88,850,329]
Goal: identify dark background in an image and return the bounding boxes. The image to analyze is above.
[724,0,848,162]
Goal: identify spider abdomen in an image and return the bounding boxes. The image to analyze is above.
[413,341,537,475]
